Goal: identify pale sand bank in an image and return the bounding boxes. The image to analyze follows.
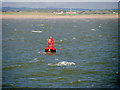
[1,15,118,19]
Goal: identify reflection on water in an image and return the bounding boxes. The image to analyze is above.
[45,52,56,55]
[2,19,119,88]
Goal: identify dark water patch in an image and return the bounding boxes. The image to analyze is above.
[81,36,94,39]
[33,57,45,60]
[45,68,57,72]
[8,32,15,34]
[15,31,24,33]
[87,61,108,65]
[28,77,46,82]
[60,48,68,50]
[18,87,30,88]
[3,65,22,70]
[71,79,98,85]
[14,62,25,65]
[46,77,67,83]
[28,60,43,63]
[7,39,16,41]
[60,68,78,74]
[78,52,85,56]
[65,80,93,88]
[60,52,69,55]
[78,49,86,52]
[80,70,101,75]
[69,80,82,85]
[19,72,48,78]
[21,60,44,69]
[44,68,59,76]
[55,40,72,44]
[2,84,15,88]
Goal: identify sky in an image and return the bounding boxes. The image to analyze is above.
[2,2,118,9]
[1,0,120,2]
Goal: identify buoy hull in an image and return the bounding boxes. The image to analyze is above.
[45,48,56,52]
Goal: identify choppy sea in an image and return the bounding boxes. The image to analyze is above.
[2,19,119,88]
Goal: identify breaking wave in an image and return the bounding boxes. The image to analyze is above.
[48,61,75,66]
[32,31,42,33]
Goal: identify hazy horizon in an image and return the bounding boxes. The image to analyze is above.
[2,2,118,9]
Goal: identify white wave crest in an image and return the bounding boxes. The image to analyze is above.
[91,29,96,31]
[48,61,75,66]
[32,31,42,33]
[29,60,40,63]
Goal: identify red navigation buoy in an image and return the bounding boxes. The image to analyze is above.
[45,37,56,52]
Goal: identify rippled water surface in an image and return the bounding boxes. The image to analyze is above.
[2,19,118,88]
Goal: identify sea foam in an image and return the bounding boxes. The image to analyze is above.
[32,31,42,33]
[48,61,75,66]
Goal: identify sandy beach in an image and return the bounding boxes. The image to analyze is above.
[1,15,118,19]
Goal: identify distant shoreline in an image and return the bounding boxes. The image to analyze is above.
[1,15,118,19]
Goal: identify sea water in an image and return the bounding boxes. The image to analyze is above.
[2,19,119,88]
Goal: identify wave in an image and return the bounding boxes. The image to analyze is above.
[36,24,45,26]
[48,61,75,66]
[3,65,22,70]
[91,29,96,31]
[7,39,16,41]
[72,37,76,40]
[32,31,42,33]
[28,59,43,63]
[38,52,46,55]
[70,80,81,84]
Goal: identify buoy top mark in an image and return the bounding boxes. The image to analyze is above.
[47,36,55,48]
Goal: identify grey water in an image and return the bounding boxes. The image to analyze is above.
[2,19,119,88]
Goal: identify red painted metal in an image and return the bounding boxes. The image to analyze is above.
[45,37,56,52]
